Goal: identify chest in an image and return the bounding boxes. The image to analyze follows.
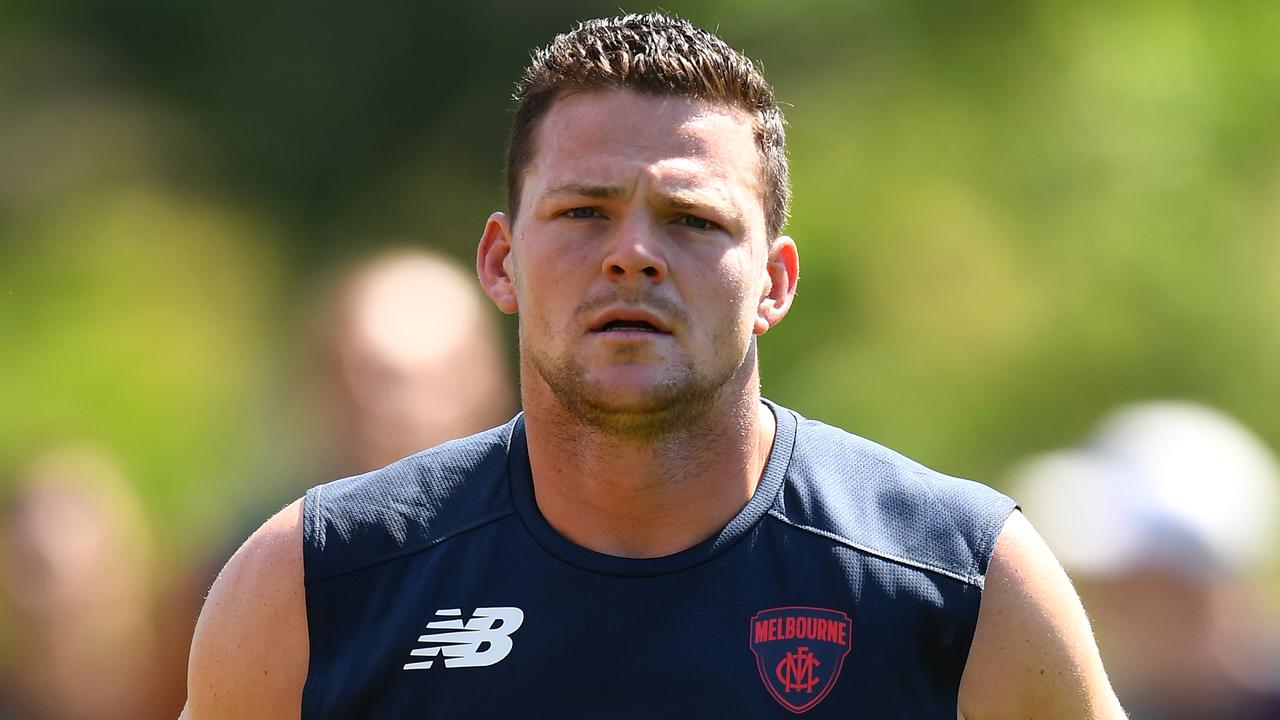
[303,522,978,719]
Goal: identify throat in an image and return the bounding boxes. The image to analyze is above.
[524,401,776,559]
[535,464,758,558]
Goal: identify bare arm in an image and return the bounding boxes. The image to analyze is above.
[183,498,309,720]
[958,510,1126,720]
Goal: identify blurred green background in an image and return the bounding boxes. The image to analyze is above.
[2,0,1278,573]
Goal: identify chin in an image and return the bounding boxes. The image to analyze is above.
[573,393,716,440]
[583,386,681,416]
[578,370,700,413]
[534,357,721,438]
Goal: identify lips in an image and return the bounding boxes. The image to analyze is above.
[600,319,660,332]
[588,308,672,334]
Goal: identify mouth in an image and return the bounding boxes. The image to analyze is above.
[588,308,673,335]
[597,319,661,333]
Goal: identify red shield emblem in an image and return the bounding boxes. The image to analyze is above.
[748,606,852,714]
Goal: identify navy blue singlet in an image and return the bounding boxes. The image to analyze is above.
[301,400,1016,718]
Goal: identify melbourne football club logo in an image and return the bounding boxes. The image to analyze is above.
[749,606,853,713]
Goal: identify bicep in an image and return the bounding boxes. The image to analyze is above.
[185,498,309,720]
[958,511,1126,720]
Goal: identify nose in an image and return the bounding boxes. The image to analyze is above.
[600,216,667,283]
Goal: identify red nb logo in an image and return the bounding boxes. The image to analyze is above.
[776,646,822,693]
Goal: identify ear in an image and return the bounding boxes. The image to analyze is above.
[754,235,799,335]
[476,212,519,314]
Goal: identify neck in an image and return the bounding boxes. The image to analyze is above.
[522,361,776,558]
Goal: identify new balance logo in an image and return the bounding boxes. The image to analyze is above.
[402,607,524,670]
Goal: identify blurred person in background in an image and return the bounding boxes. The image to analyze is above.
[0,445,161,720]
[158,247,517,713]
[1011,401,1280,720]
[313,247,516,477]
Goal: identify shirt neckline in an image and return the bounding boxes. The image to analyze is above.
[507,398,797,577]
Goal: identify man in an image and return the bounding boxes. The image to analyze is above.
[156,248,517,717]
[1,445,160,720]
[315,248,515,476]
[185,13,1125,718]
[1012,401,1280,719]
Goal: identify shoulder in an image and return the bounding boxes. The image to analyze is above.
[773,408,1016,587]
[185,498,307,720]
[958,511,1126,719]
[304,419,518,583]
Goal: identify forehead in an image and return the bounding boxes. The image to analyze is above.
[523,89,762,202]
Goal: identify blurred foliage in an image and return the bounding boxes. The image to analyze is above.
[1,0,1278,568]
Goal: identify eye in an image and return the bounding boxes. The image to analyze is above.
[562,207,602,220]
[677,214,720,231]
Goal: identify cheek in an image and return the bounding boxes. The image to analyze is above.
[517,272,578,342]
[717,260,763,317]
[510,251,552,310]
[696,263,760,341]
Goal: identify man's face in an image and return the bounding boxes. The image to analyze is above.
[485,89,790,435]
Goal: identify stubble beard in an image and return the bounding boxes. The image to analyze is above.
[526,332,750,443]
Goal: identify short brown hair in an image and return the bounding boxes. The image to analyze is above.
[506,12,790,238]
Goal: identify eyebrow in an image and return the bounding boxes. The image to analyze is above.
[663,190,721,210]
[539,181,746,226]
[545,183,735,210]
[543,183,627,200]
[662,188,745,225]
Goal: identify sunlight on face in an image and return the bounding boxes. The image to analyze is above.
[510,89,772,437]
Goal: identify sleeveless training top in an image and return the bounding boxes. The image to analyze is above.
[301,400,1016,718]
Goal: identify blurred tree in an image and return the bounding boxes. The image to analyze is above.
[1,0,1278,568]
